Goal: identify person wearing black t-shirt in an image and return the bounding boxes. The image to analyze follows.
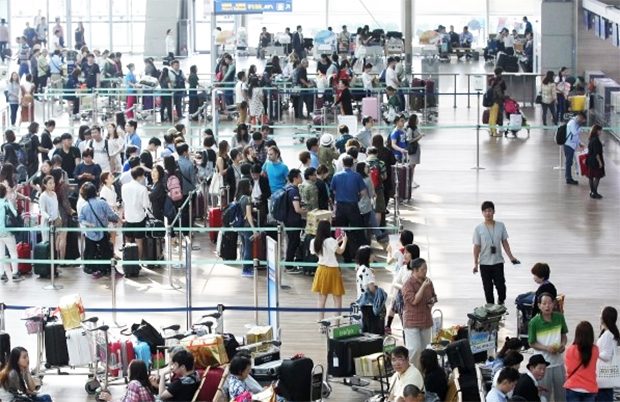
[83,53,100,89]
[40,120,55,162]
[52,133,81,179]
[150,349,199,401]
[334,78,353,116]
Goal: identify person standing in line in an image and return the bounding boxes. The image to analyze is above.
[6,72,21,126]
[596,306,620,402]
[541,71,558,127]
[165,29,175,61]
[169,59,186,120]
[54,17,64,48]
[528,293,569,402]
[401,258,437,369]
[311,220,346,323]
[585,124,605,199]
[292,25,304,60]
[74,21,85,49]
[405,114,424,189]
[488,67,507,137]
[564,321,599,402]
[500,28,515,56]
[564,112,586,185]
[282,169,307,273]
[17,36,30,78]
[0,183,25,283]
[472,201,519,305]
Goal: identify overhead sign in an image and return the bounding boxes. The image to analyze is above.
[214,0,292,14]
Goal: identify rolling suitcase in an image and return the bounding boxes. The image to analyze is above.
[122,243,141,277]
[121,340,135,377]
[44,322,70,367]
[219,231,238,261]
[143,237,163,268]
[109,341,122,377]
[209,207,222,243]
[425,79,437,107]
[66,327,94,366]
[194,191,206,221]
[392,163,413,201]
[253,233,267,266]
[328,334,383,377]
[361,97,379,121]
[482,109,490,124]
[17,242,32,274]
[279,357,314,402]
[0,331,10,367]
[33,241,51,278]
[296,234,318,276]
[133,340,152,369]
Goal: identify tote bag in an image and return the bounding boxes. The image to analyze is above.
[597,345,620,389]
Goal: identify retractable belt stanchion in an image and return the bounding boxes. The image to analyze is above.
[472,89,485,171]
[110,258,123,327]
[190,190,200,251]
[253,258,259,325]
[553,146,565,170]
[184,236,192,330]
[43,220,63,290]
[277,225,290,291]
[163,217,180,289]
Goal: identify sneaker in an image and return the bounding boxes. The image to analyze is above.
[12,272,24,282]
[1,273,8,283]
[412,182,420,189]
[384,326,392,335]
[92,271,104,279]
[566,179,579,185]
[241,271,254,278]
[114,270,124,279]
[287,267,304,275]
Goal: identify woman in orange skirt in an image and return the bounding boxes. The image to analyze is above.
[311,220,347,322]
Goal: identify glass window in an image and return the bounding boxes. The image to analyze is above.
[89,22,110,50]
[415,15,486,46]
[489,16,528,36]
[330,0,401,32]
[416,0,485,15]
[112,21,130,52]
[246,0,326,44]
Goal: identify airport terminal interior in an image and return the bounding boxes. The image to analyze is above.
[0,0,619,401]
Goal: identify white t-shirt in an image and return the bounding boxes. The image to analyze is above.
[392,247,406,269]
[309,237,339,267]
[235,81,247,105]
[504,34,515,48]
[166,35,175,54]
[391,266,412,297]
[361,72,374,90]
[100,185,117,208]
[89,138,111,173]
[121,179,150,223]
[385,67,399,88]
[356,264,375,301]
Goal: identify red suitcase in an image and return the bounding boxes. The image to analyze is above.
[209,207,222,243]
[17,242,32,274]
[109,341,122,377]
[193,366,225,402]
[253,233,267,267]
[392,163,413,201]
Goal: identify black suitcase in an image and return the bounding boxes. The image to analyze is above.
[44,322,69,367]
[328,334,383,377]
[219,231,238,261]
[0,331,10,367]
[252,359,283,383]
[143,237,163,268]
[296,234,318,276]
[33,241,51,278]
[146,218,165,239]
[279,357,314,401]
[497,53,519,73]
[446,339,476,375]
[122,243,141,277]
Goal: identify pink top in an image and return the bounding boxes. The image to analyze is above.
[564,344,600,393]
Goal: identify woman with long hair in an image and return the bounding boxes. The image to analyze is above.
[555,67,570,122]
[310,220,347,323]
[0,347,51,401]
[20,74,36,123]
[541,70,558,126]
[420,349,448,401]
[0,183,24,283]
[596,307,620,402]
[386,244,420,335]
[7,72,20,126]
[406,114,424,189]
[248,75,264,125]
[586,125,605,199]
[148,165,166,222]
[0,163,28,207]
[99,359,154,402]
[106,121,124,174]
[231,124,250,150]
[188,65,201,119]
[125,63,139,119]
[235,178,258,277]
[355,245,385,335]
[159,67,173,122]
[50,167,75,264]
[100,171,120,247]
[210,140,231,206]
[564,321,600,401]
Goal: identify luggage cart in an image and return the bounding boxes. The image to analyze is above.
[466,312,503,362]
[83,318,126,397]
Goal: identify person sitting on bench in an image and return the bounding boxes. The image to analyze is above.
[457,26,474,60]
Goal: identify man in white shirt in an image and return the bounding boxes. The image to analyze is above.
[88,125,111,173]
[385,57,404,111]
[501,28,515,56]
[388,346,425,402]
[122,167,150,259]
[235,70,248,125]
[486,367,520,402]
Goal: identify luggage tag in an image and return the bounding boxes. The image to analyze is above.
[332,352,339,368]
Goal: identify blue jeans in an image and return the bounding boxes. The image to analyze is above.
[241,230,253,273]
[564,144,575,181]
[566,389,596,402]
[18,62,30,78]
[596,388,615,402]
[364,211,386,241]
[33,394,53,402]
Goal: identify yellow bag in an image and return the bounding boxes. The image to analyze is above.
[245,326,273,352]
[58,294,86,330]
[181,334,229,369]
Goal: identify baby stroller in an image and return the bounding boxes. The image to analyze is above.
[502,97,530,137]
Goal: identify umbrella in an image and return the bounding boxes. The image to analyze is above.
[468,19,482,31]
[314,30,337,46]
[419,30,439,45]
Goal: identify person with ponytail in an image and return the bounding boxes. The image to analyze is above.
[564,321,599,401]
[0,347,52,401]
[596,306,620,402]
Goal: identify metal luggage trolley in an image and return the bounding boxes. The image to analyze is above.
[466,310,504,361]
[347,336,397,398]
[82,317,120,398]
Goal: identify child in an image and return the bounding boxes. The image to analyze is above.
[311,220,347,325]
[356,245,386,335]
[386,244,420,334]
[387,229,414,268]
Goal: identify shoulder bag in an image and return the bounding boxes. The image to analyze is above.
[597,343,620,389]
[4,202,23,235]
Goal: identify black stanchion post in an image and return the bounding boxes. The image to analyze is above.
[472,75,485,171]
[184,236,192,330]
[453,74,457,108]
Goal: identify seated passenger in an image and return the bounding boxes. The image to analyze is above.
[100,359,155,402]
[0,347,53,401]
[149,349,199,401]
[388,346,425,402]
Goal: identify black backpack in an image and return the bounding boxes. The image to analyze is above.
[482,87,494,107]
[555,124,568,145]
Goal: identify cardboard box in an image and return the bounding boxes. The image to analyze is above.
[305,210,332,235]
[246,326,273,352]
[354,352,385,377]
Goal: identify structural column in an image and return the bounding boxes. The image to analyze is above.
[403,0,413,74]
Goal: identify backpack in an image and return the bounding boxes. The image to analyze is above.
[88,139,109,158]
[167,174,183,202]
[18,134,33,166]
[270,186,290,223]
[368,161,383,189]
[379,69,387,84]
[172,70,185,89]
[555,124,568,145]
[222,201,245,228]
[482,87,494,107]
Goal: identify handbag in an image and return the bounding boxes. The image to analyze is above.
[121,319,165,354]
[407,140,419,155]
[597,344,620,388]
[535,93,542,104]
[4,203,23,234]
[209,173,223,197]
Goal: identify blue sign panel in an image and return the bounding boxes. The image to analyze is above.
[266,237,279,332]
[215,0,292,14]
